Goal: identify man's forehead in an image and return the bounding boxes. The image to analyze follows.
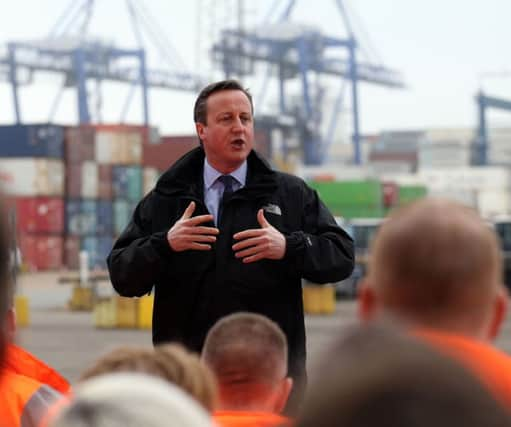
[207,90,251,111]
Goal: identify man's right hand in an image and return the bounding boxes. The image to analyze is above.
[167,201,219,251]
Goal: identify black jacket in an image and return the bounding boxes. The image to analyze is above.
[107,147,354,380]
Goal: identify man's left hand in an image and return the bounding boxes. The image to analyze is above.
[232,209,286,263]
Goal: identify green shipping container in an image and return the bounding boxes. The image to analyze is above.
[113,199,132,235]
[398,185,427,206]
[308,180,383,208]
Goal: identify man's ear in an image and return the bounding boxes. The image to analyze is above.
[196,122,206,141]
[487,285,508,341]
[273,377,293,414]
[358,280,378,323]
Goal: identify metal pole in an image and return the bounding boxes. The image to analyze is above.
[74,48,91,124]
[139,49,150,125]
[349,38,361,165]
[7,44,21,123]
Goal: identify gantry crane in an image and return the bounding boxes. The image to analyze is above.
[476,91,511,165]
[0,0,206,125]
[212,0,404,165]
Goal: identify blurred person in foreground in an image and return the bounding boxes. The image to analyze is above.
[358,197,511,406]
[79,343,217,412]
[107,79,354,410]
[0,196,70,427]
[297,324,511,427]
[202,312,292,427]
[48,373,211,427]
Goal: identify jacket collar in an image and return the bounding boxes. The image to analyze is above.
[155,147,278,198]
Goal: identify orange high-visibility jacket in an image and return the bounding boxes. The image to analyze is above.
[214,410,292,427]
[417,329,511,407]
[0,344,69,427]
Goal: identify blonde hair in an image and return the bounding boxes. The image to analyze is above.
[79,344,217,412]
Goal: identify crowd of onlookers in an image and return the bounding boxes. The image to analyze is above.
[3,197,511,426]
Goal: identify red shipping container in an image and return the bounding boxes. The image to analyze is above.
[64,236,80,270]
[143,136,198,171]
[98,164,113,199]
[382,181,400,208]
[19,234,63,271]
[65,127,95,164]
[15,197,64,233]
[254,129,272,160]
[66,164,82,198]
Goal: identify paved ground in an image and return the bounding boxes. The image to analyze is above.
[14,272,511,384]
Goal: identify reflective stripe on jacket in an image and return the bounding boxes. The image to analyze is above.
[214,410,292,427]
[0,370,61,427]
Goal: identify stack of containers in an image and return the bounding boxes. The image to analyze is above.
[418,129,476,169]
[308,180,385,219]
[368,131,422,173]
[0,124,65,271]
[64,124,154,270]
[488,127,511,166]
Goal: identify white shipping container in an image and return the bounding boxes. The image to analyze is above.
[95,132,114,164]
[95,131,142,165]
[428,188,478,208]
[380,173,426,186]
[0,159,64,196]
[477,190,511,218]
[143,167,159,196]
[417,167,511,191]
[369,161,413,175]
[81,161,99,198]
[421,128,475,146]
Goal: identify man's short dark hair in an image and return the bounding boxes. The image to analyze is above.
[193,80,254,125]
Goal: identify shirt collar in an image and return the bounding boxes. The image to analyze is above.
[203,158,247,190]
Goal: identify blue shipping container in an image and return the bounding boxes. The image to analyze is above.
[96,201,113,235]
[66,199,97,235]
[112,166,143,202]
[0,124,64,158]
[81,236,113,269]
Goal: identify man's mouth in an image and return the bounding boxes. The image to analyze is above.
[231,139,245,147]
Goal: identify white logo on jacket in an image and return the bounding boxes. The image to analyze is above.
[262,203,282,216]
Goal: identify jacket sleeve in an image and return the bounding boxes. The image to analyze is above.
[284,186,355,284]
[107,193,173,297]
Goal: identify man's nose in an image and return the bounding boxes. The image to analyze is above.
[232,117,245,132]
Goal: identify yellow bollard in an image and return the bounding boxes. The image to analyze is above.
[302,285,323,314]
[15,295,30,327]
[137,295,154,329]
[116,297,138,328]
[320,285,336,314]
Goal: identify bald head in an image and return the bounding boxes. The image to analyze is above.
[364,198,504,334]
[202,312,290,411]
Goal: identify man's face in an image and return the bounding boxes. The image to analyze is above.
[196,89,254,173]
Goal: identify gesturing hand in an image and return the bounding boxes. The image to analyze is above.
[232,209,286,263]
[167,202,219,252]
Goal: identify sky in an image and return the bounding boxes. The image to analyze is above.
[0,0,510,138]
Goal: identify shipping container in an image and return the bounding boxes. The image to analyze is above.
[95,130,143,165]
[398,185,428,206]
[19,234,63,271]
[65,164,82,198]
[64,127,95,164]
[0,159,64,196]
[96,200,114,235]
[0,124,63,158]
[81,161,99,198]
[113,199,135,235]
[112,166,142,202]
[66,199,97,235]
[97,165,113,199]
[308,180,383,208]
[143,135,198,171]
[143,167,159,196]
[64,236,80,270]
[81,236,113,269]
[14,197,64,234]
